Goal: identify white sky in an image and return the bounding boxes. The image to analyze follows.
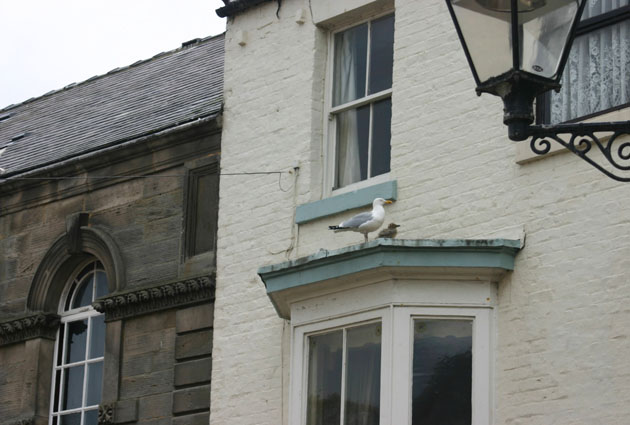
[0,0,227,109]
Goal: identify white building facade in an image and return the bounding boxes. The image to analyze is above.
[212,1,630,424]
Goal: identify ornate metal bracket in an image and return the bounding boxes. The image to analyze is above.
[521,121,630,182]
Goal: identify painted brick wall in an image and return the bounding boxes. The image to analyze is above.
[214,0,630,424]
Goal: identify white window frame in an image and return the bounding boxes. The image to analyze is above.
[323,11,394,197]
[290,305,492,425]
[49,260,107,425]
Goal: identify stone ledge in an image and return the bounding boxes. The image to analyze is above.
[0,312,60,347]
[93,275,215,322]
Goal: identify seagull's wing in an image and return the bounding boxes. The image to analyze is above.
[340,212,374,229]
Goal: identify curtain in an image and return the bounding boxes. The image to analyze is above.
[550,0,630,123]
[334,25,366,188]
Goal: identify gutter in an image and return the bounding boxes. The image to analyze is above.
[0,113,220,184]
[216,0,275,17]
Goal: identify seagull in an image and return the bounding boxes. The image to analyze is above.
[329,198,393,243]
[378,223,400,239]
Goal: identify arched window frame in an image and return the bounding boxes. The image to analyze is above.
[49,259,108,425]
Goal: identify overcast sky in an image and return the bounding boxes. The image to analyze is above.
[0,0,227,109]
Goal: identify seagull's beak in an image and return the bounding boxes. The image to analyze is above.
[385,200,393,204]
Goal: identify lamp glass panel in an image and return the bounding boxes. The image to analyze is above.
[519,0,582,79]
[451,0,513,83]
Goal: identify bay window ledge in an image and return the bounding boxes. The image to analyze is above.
[258,238,521,320]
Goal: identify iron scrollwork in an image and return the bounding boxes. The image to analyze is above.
[525,121,630,182]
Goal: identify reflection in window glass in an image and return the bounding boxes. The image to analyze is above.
[369,14,395,95]
[71,277,93,309]
[412,319,472,425]
[306,322,382,425]
[86,362,104,406]
[66,320,88,364]
[89,316,105,359]
[371,99,392,178]
[62,365,84,410]
[307,331,342,425]
[345,323,381,425]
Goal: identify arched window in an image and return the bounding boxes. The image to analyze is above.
[49,260,109,425]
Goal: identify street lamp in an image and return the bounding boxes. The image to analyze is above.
[446,0,630,181]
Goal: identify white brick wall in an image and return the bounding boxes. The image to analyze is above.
[213,0,630,423]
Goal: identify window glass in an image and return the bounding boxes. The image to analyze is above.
[369,15,395,95]
[306,323,382,425]
[51,260,108,425]
[412,320,472,425]
[344,323,381,425]
[546,1,630,123]
[307,331,342,425]
[62,365,84,410]
[71,277,93,309]
[331,14,394,190]
[333,24,368,107]
[66,320,88,364]
[370,99,392,178]
[89,315,105,359]
[335,105,370,187]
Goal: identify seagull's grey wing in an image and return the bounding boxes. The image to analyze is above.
[340,212,374,229]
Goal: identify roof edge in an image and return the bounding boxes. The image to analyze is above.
[0,33,225,113]
[216,0,275,17]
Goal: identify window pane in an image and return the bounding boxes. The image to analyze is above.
[333,23,368,106]
[369,14,394,94]
[53,369,62,412]
[412,320,472,425]
[71,276,94,309]
[59,413,81,425]
[66,320,88,364]
[86,362,103,406]
[306,331,343,425]
[95,270,108,299]
[335,105,370,189]
[345,323,381,425]
[550,19,630,123]
[583,0,629,19]
[370,99,392,178]
[84,409,99,425]
[62,365,85,410]
[89,315,105,359]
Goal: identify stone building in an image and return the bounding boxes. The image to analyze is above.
[212,1,630,424]
[0,35,223,425]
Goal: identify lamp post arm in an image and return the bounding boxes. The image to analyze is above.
[520,121,630,182]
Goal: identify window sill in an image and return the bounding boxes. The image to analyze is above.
[516,107,630,164]
[295,180,397,224]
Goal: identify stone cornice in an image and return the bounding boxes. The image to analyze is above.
[0,313,60,347]
[3,418,34,425]
[93,275,215,321]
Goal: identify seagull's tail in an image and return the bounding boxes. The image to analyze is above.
[328,226,348,233]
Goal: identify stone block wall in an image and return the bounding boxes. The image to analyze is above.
[0,122,219,425]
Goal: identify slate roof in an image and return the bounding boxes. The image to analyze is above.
[0,34,224,179]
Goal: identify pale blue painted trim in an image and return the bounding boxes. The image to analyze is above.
[259,239,521,297]
[295,180,397,224]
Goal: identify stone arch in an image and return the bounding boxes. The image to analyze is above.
[28,226,125,313]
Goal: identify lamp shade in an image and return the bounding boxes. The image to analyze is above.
[446,0,586,95]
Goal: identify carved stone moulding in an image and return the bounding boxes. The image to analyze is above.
[0,312,60,347]
[98,403,114,425]
[93,275,215,322]
[4,417,35,425]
